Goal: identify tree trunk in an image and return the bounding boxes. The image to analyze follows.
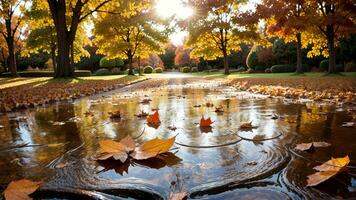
[138,56,142,75]
[223,50,229,75]
[128,55,134,75]
[7,37,18,77]
[326,25,336,74]
[295,32,303,74]
[50,45,57,71]
[70,43,75,74]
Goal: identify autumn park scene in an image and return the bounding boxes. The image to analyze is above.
[0,0,355,199]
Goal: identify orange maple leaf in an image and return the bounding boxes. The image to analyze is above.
[4,179,42,200]
[200,116,213,127]
[147,111,161,125]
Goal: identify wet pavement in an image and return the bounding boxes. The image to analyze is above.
[0,76,355,199]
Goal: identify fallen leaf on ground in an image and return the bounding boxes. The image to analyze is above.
[295,142,331,151]
[97,138,129,162]
[130,137,175,160]
[240,121,253,129]
[341,122,356,128]
[168,192,188,200]
[147,111,161,125]
[200,116,213,127]
[4,179,42,200]
[193,105,201,108]
[307,155,350,186]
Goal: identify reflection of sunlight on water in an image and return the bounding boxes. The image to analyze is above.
[17,123,33,144]
[103,123,117,138]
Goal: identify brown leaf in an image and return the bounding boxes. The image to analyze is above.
[4,179,42,200]
[295,142,331,151]
[240,121,253,129]
[307,155,350,186]
[131,137,175,160]
[168,192,188,200]
[109,110,122,119]
[120,135,135,152]
[214,106,224,113]
[200,116,213,127]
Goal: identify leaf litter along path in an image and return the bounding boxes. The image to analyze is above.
[0,74,356,199]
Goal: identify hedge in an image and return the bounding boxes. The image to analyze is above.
[0,70,91,77]
[143,66,153,74]
[155,67,163,73]
[191,67,198,72]
[94,68,111,76]
[319,59,344,72]
[180,66,190,73]
[271,64,310,73]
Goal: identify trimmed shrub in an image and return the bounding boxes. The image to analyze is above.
[319,60,329,72]
[271,64,296,73]
[255,65,269,71]
[191,67,198,72]
[246,50,258,70]
[271,64,310,73]
[265,68,271,73]
[111,67,124,75]
[100,57,124,69]
[180,66,190,73]
[236,66,247,72]
[94,68,111,76]
[345,62,356,72]
[246,68,255,73]
[143,66,154,74]
[155,67,163,73]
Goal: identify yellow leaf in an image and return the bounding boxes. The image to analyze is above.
[131,137,175,160]
[4,179,42,200]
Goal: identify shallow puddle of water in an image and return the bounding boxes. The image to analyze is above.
[0,77,355,200]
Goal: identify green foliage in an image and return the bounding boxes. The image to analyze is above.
[255,65,269,71]
[94,68,111,76]
[271,64,296,73]
[111,67,124,75]
[180,66,190,73]
[99,57,124,69]
[319,60,329,72]
[345,62,356,72]
[159,45,176,69]
[155,67,163,73]
[191,67,198,73]
[143,66,153,74]
[272,39,296,64]
[17,54,49,71]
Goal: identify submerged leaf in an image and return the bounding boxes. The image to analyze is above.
[295,142,331,151]
[4,179,42,200]
[168,192,188,200]
[240,121,253,129]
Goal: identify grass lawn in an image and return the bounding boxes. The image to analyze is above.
[0,75,141,90]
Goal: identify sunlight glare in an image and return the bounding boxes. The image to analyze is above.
[155,0,193,19]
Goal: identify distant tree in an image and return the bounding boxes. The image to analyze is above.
[272,39,296,64]
[174,46,191,67]
[307,0,356,73]
[141,53,164,68]
[159,43,176,69]
[0,0,28,76]
[31,0,112,77]
[94,0,169,75]
[184,0,261,74]
[255,0,312,73]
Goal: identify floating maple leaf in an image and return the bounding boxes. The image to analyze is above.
[135,110,149,118]
[214,106,224,113]
[147,111,161,125]
[240,121,254,129]
[109,110,122,120]
[205,102,214,107]
[307,155,350,186]
[341,122,356,128]
[200,116,213,127]
[130,137,176,160]
[4,179,42,200]
[295,142,331,151]
[97,136,176,162]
